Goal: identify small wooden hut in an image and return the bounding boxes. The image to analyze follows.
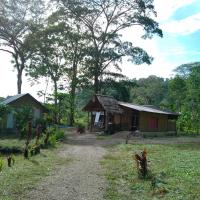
[83,94,179,135]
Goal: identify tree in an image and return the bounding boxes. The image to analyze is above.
[168,76,186,112]
[130,75,166,106]
[0,0,45,94]
[101,78,136,102]
[26,23,67,122]
[58,0,162,93]
[173,62,200,133]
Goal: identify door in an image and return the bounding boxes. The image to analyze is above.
[131,111,139,131]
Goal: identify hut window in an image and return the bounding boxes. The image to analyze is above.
[148,117,158,129]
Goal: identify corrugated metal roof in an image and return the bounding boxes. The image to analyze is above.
[0,94,27,105]
[118,102,179,116]
[0,93,47,111]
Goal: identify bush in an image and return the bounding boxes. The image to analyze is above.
[41,127,65,147]
[76,122,85,134]
[0,157,3,171]
[48,135,57,146]
[54,129,65,141]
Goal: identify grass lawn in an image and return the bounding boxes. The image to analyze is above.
[102,143,200,200]
[0,133,25,149]
[0,133,70,200]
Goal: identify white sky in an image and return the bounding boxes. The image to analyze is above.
[0,0,199,98]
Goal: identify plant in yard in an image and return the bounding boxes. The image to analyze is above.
[7,155,15,167]
[54,129,65,141]
[14,106,33,138]
[0,157,3,171]
[35,124,42,145]
[24,121,32,159]
[44,127,54,146]
[41,127,65,147]
[76,122,85,134]
[134,148,149,179]
[151,172,168,195]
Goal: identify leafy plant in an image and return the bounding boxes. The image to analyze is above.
[0,105,11,129]
[76,122,85,134]
[14,106,33,138]
[54,129,65,141]
[43,127,64,147]
[7,155,15,167]
[134,149,149,179]
[0,157,3,171]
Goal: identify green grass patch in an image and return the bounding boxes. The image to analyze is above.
[96,134,112,140]
[102,143,200,200]
[0,146,70,200]
[0,131,70,199]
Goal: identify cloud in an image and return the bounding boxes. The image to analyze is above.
[162,13,200,35]
[154,0,196,22]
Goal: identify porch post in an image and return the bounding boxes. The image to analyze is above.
[105,111,108,131]
[87,112,89,130]
[90,112,92,132]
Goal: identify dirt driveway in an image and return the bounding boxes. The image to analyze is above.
[23,132,107,200]
[23,131,200,200]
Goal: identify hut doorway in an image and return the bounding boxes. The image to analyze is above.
[131,111,139,130]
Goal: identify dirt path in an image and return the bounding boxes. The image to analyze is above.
[23,133,107,200]
[22,131,200,200]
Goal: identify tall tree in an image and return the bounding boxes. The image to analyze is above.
[0,0,45,94]
[58,0,162,93]
[27,13,87,125]
[26,23,66,122]
[168,76,186,112]
[130,75,166,106]
[176,62,200,132]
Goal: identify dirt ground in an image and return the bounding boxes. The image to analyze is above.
[22,131,200,200]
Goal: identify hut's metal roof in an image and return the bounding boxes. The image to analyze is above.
[0,93,47,111]
[96,95,123,114]
[84,95,179,116]
[118,102,179,116]
[1,94,26,105]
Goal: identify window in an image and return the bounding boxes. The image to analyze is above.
[148,117,158,129]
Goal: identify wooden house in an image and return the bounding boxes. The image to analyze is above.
[0,93,47,129]
[83,95,179,135]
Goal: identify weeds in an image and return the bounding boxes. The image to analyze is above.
[0,157,3,171]
[7,155,15,167]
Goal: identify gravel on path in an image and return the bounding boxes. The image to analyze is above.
[22,133,107,200]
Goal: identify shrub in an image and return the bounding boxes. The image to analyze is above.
[30,145,41,156]
[76,122,85,134]
[14,106,33,138]
[48,135,57,146]
[42,127,64,147]
[54,129,65,141]
[134,148,150,179]
[0,157,3,171]
[7,155,15,167]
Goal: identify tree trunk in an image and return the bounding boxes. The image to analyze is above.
[94,73,99,94]
[17,70,22,94]
[53,80,58,124]
[69,63,78,126]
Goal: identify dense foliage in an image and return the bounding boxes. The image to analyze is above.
[1,1,198,134]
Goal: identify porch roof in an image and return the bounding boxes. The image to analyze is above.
[83,94,123,114]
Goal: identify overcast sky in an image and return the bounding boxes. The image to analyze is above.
[1,0,200,98]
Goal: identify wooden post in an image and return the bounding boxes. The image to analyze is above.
[90,112,93,132]
[120,114,122,131]
[104,111,106,130]
[105,111,108,131]
[87,112,89,130]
